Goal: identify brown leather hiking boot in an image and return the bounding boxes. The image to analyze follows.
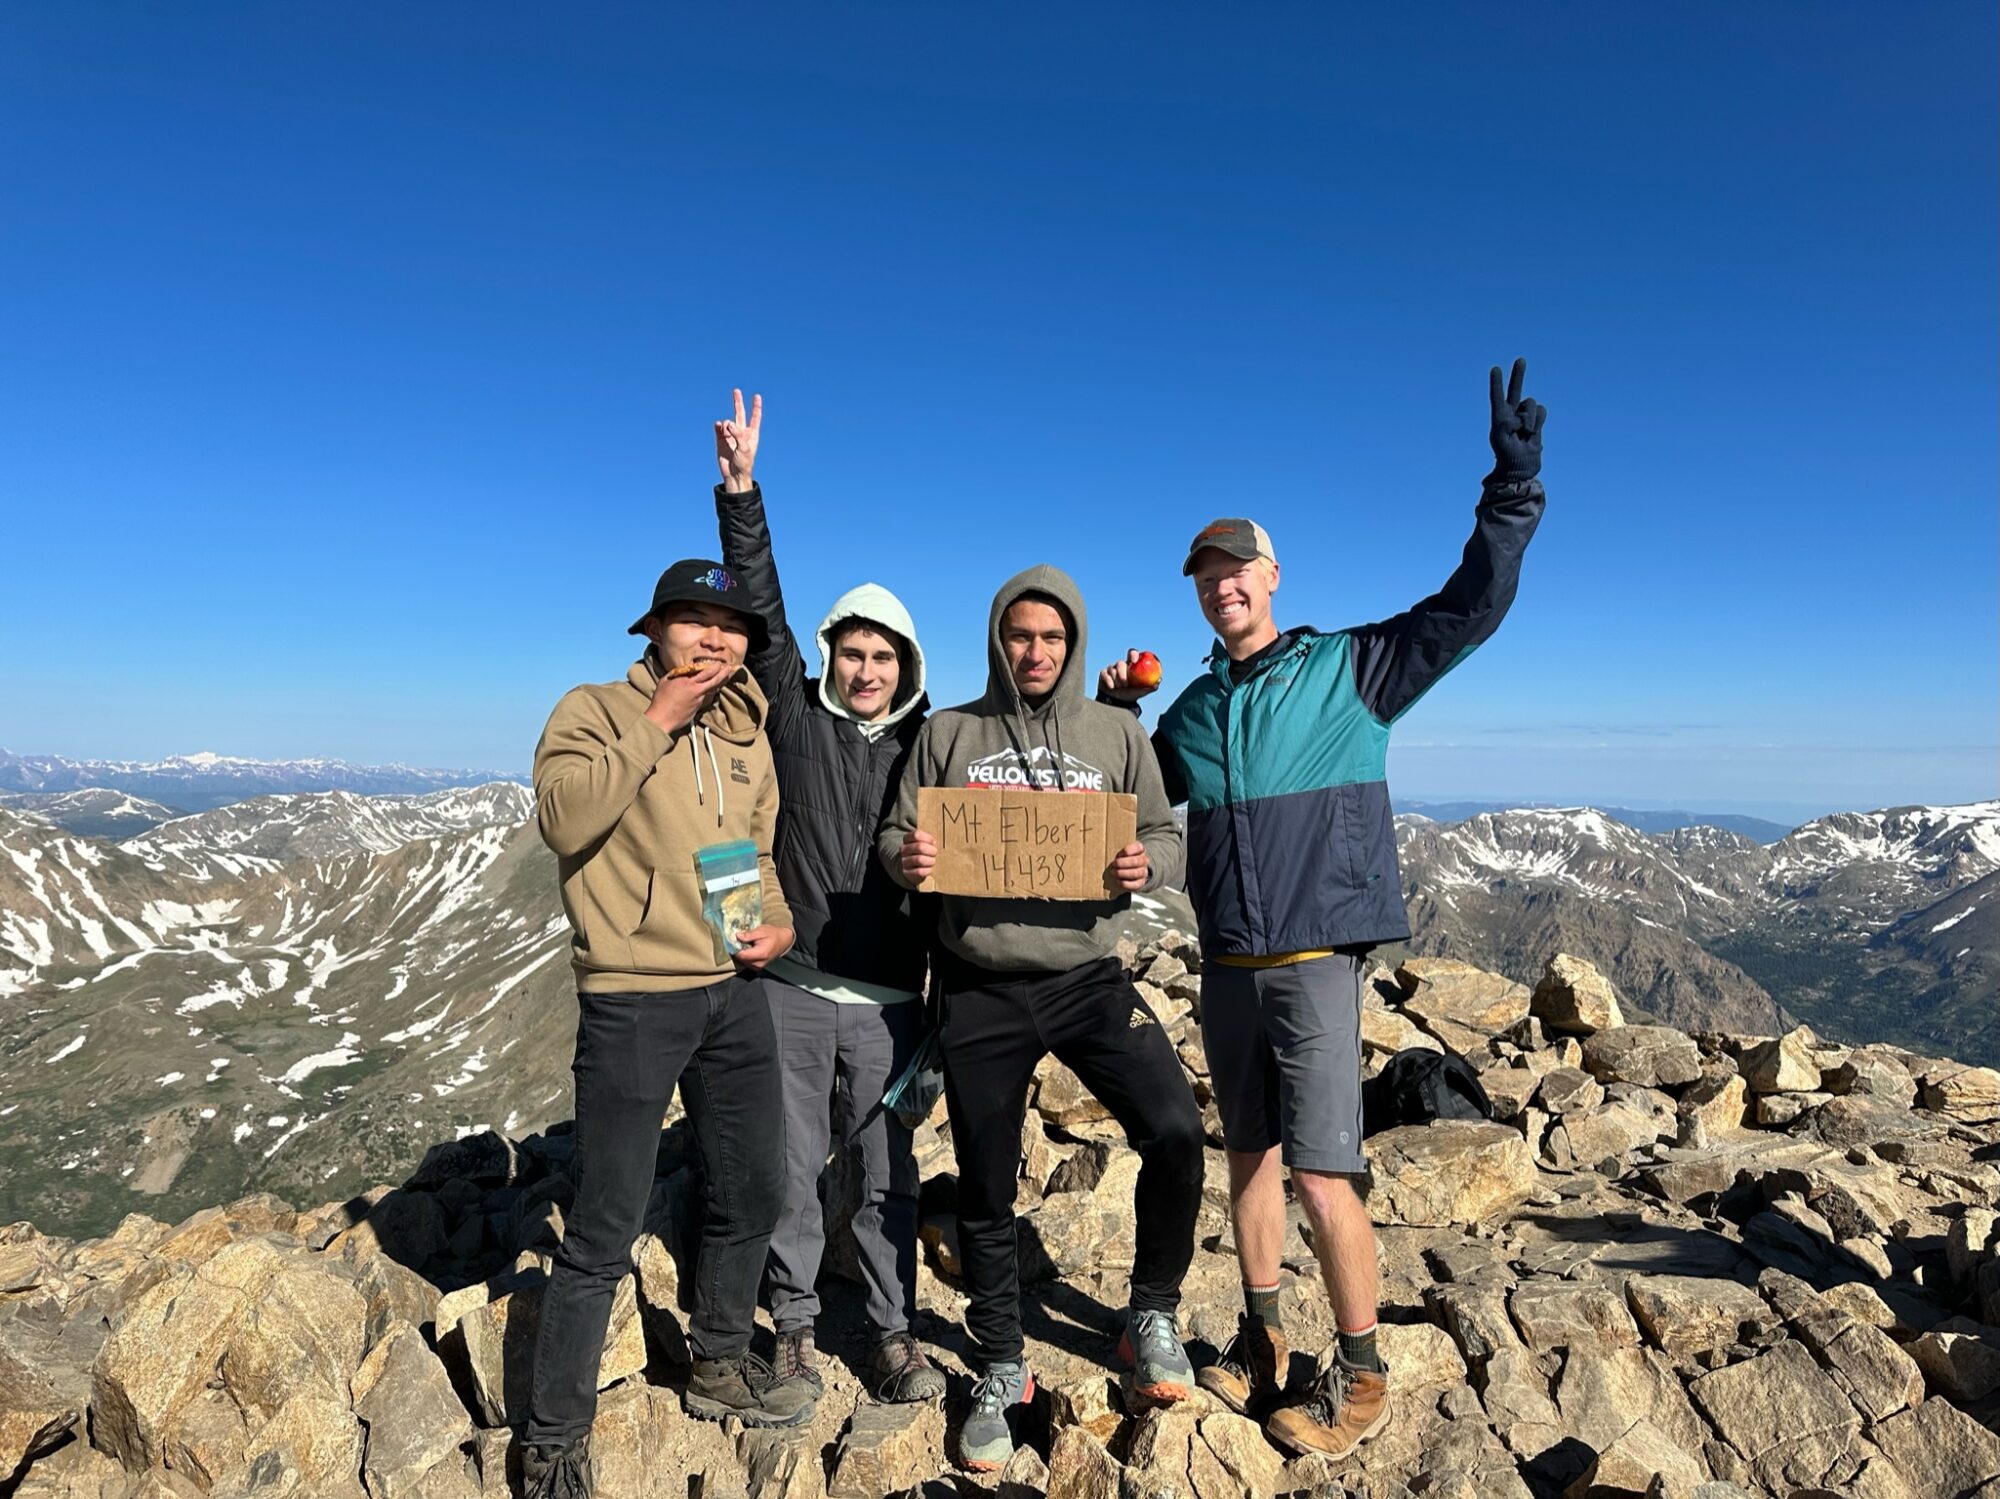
[1265,1356,1391,1458]
[1196,1315,1290,1416]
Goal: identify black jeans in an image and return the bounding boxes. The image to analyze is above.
[526,977,783,1446]
[937,954,1205,1368]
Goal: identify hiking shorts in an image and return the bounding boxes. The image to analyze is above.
[1199,952,1367,1175]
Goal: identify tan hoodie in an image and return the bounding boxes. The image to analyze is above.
[533,651,791,994]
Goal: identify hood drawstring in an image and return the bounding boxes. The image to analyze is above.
[688,724,727,827]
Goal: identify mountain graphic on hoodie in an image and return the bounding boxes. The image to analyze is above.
[964,743,1109,792]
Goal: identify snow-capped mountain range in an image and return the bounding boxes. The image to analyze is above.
[0,748,525,814]
[0,764,1992,1238]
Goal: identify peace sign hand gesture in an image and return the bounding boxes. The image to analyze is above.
[1487,358,1546,484]
[715,388,763,494]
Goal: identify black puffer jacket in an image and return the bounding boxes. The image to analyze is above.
[715,484,933,991]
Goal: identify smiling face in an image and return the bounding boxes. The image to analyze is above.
[1000,597,1070,701]
[829,622,903,722]
[1190,548,1280,657]
[646,601,752,674]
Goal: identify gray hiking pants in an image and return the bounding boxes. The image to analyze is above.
[763,978,923,1338]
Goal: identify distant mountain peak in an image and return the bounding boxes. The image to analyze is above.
[0,748,526,814]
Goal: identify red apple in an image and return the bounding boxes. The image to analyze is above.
[1130,650,1163,690]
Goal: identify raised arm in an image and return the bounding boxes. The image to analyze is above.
[712,389,811,746]
[1348,358,1547,724]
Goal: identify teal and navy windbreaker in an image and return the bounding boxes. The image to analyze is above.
[1148,478,1544,958]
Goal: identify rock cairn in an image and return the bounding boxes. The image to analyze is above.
[3,935,1998,1497]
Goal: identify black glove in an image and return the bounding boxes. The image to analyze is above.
[1487,357,1546,484]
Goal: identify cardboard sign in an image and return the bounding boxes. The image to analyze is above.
[916,787,1139,900]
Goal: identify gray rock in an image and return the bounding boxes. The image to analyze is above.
[1531,953,1626,1036]
[1688,1339,1863,1493]
[1869,1396,2000,1499]
[1580,1027,1702,1090]
[1907,1317,2000,1402]
[351,1321,474,1499]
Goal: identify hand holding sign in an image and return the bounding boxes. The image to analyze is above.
[1110,841,1150,892]
[900,829,938,884]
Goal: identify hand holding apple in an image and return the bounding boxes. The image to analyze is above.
[1098,648,1163,703]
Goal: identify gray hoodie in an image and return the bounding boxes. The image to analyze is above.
[878,564,1183,973]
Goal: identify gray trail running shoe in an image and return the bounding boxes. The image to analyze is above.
[1118,1308,1195,1403]
[684,1352,816,1428]
[955,1358,1033,1471]
[867,1330,947,1403]
[522,1434,594,1499]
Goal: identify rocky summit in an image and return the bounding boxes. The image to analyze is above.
[4,941,1998,1499]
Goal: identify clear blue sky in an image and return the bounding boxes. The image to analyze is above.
[3,4,1993,821]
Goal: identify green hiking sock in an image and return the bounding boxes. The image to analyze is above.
[1244,1283,1282,1330]
[1337,1325,1382,1373]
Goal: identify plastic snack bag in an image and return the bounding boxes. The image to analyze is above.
[883,1029,945,1130]
[695,840,763,961]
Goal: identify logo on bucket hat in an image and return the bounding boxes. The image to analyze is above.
[627,558,766,647]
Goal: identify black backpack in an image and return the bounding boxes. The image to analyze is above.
[1362,1048,1495,1137]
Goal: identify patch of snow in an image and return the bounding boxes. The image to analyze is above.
[47,1031,87,1063]
[275,1033,364,1085]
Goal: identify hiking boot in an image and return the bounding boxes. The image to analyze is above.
[1197,1315,1291,1416]
[1116,1308,1195,1403]
[955,1358,1033,1472]
[866,1330,947,1403]
[522,1434,594,1499]
[684,1353,816,1428]
[771,1327,825,1400]
[1266,1356,1392,1458]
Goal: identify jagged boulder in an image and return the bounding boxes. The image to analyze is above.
[232,1393,366,1498]
[1580,1025,1702,1089]
[90,1237,290,1468]
[218,1256,369,1420]
[1395,957,1532,1055]
[1688,1339,1863,1492]
[1368,1121,1539,1227]
[1909,1318,2000,1402]
[1035,1057,1112,1127]
[0,1346,77,1488]
[1741,1025,1825,1094]
[1044,1423,1121,1499]
[351,1321,474,1499]
[1532,952,1626,1035]
[1562,1416,1707,1498]
[445,1267,645,1427]
[1920,1064,2000,1123]
[828,1403,944,1497]
[1625,1274,1773,1359]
